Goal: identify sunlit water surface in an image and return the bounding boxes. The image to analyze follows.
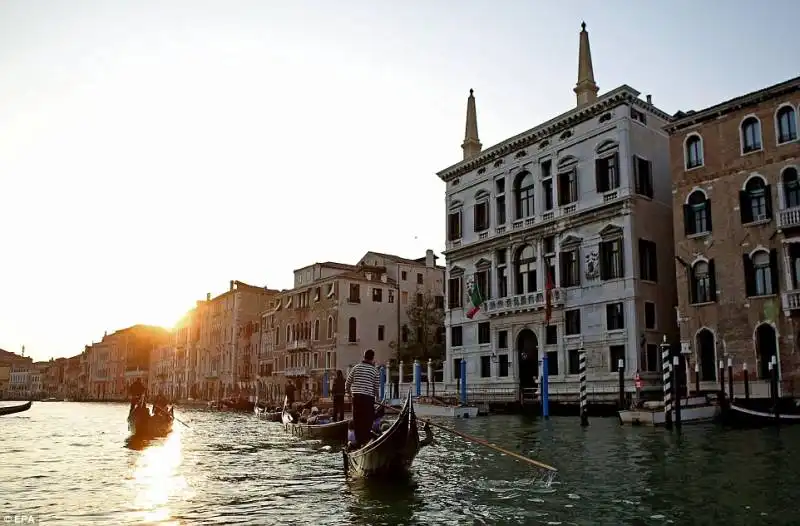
[1,402,798,525]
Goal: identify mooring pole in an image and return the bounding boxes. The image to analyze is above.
[727,357,734,402]
[542,354,550,419]
[694,362,700,394]
[673,355,682,430]
[661,336,672,430]
[771,355,780,424]
[579,348,588,427]
[743,362,750,400]
[718,360,725,404]
[617,359,625,409]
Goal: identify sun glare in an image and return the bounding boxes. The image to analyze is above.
[129,429,187,524]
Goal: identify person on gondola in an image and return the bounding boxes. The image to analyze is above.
[129,379,146,409]
[346,420,357,450]
[345,348,380,447]
[371,405,386,434]
[332,370,346,422]
[285,382,296,405]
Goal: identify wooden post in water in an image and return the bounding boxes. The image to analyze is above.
[661,336,673,430]
[718,360,725,404]
[771,355,780,425]
[579,348,588,427]
[673,355,682,430]
[617,359,625,410]
[398,361,404,398]
[727,358,734,401]
[743,362,750,399]
[694,362,700,394]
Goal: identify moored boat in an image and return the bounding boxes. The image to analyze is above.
[282,401,349,442]
[618,395,720,426]
[344,390,429,479]
[127,401,174,438]
[720,398,800,428]
[0,401,32,416]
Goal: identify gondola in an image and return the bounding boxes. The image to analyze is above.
[282,398,349,442]
[343,390,429,479]
[127,400,174,438]
[0,401,32,416]
[721,399,800,428]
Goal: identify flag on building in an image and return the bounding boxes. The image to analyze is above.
[544,269,554,325]
[466,279,484,319]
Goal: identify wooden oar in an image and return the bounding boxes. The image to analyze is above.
[378,402,558,473]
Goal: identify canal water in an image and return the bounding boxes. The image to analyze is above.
[0,402,797,525]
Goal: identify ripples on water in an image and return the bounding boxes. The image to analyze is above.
[0,402,798,525]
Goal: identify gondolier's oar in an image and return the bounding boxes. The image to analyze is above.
[377,402,557,474]
[174,416,190,429]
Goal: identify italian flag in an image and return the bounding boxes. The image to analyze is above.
[466,281,484,319]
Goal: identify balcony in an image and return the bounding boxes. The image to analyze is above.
[483,289,565,317]
[287,340,312,352]
[782,290,800,311]
[285,367,309,377]
[778,206,800,229]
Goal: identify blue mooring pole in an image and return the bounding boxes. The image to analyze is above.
[322,370,329,398]
[460,358,467,405]
[414,360,421,397]
[379,366,386,400]
[542,355,550,419]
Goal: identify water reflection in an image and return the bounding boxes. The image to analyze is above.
[126,428,186,525]
[346,474,420,525]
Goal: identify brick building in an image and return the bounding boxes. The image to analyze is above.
[666,76,800,397]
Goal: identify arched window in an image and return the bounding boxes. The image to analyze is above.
[348,317,357,343]
[327,316,334,339]
[313,319,320,341]
[776,106,798,144]
[683,190,711,235]
[514,171,535,220]
[744,249,777,297]
[401,325,409,343]
[685,135,703,169]
[783,167,800,209]
[739,177,772,223]
[741,116,762,153]
[689,260,716,304]
[286,325,291,343]
[514,244,537,294]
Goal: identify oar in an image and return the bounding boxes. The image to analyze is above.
[377,402,558,474]
[174,416,191,429]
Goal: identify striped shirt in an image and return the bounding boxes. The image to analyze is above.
[346,362,380,398]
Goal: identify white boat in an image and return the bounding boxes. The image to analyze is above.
[386,397,479,418]
[618,395,719,426]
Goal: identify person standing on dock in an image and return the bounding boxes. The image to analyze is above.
[332,370,346,422]
[345,349,380,447]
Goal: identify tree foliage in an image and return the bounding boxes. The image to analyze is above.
[393,291,445,366]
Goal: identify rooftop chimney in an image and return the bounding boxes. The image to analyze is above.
[206,293,211,301]
[229,280,234,291]
[646,94,652,105]
[425,249,435,268]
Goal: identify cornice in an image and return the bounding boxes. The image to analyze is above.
[436,86,644,183]
[443,199,631,261]
[664,76,800,134]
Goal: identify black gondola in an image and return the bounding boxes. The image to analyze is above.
[127,400,174,438]
[344,390,431,479]
[721,399,800,428]
[282,397,349,442]
[0,401,32,416]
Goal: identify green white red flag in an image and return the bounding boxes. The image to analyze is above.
[466,279,484,319]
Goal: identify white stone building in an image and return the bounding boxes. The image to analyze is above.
[437,23,679,398]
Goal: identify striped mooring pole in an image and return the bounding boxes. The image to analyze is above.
[579,348,588,427]
[661,335,673,430]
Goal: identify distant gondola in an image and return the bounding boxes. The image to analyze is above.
[344,390,430,479]
[282,399,349,442]
[722,400,800,428]
[0,401,32,416]
[127,400,174,438]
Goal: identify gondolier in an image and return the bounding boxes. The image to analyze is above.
[129,378,145,407]
[345,349,380,447]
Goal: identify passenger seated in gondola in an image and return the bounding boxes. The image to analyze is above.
[371,406,386,435]
[346,421,357,450]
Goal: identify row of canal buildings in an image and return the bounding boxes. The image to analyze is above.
[3,24,800,403]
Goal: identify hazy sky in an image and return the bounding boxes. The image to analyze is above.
[1,1,797,361]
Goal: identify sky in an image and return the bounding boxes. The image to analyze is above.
[1,1,797,361]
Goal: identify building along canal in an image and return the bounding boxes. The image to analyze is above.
[1,402,798,525]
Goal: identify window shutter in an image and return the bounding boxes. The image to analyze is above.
[743,254,755,297]
[688,264,697,304]
[618,241,625,277]
[739,190,753,224]
[613,153,620,188]
[599,242,608,280]
[764,184,773,220]
[595,159,605,193]
[651,244,659,282]
[559,253,567,287]
[633,156,640,194]
[708,259,717,301]
[705,199,713,232]
[769,248,780,293]
[683,204,693,236]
